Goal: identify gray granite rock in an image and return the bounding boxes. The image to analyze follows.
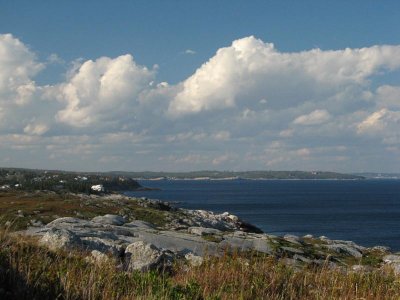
[80,236,125,256]
[281,246,304,255]
[283,234,302,245]
[391,263,400,275]
[232,231,247,238]
[326,239,366,252]
[134,230,219,256]
[220,236,255,252]
[185,253,204,266]
[92,214,126,226]
[125,220,155,229]
[40,228,81,251]
[326,244,362,258]
[251,238,273,254]
[371,245,390,252]
[383,254,400,264]
[23,195,390,275]
[87,250,111,264]
[188,227,222,236]
[124,241,169,272]
[293,254,312,263]
[45,217,91,228]
[182,210,241,231]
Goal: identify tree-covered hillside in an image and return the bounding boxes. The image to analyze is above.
[0,168,141,194]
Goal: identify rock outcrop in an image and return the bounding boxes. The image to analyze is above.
[24,194,397,274]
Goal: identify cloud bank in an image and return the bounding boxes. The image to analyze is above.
[1,34,399,171]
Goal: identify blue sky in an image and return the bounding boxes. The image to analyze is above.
[3,1,399,83]
[0,1,400,172]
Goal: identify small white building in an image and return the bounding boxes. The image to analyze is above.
[91,184,105,192]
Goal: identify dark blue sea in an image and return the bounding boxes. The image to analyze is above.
[125,179,400,250]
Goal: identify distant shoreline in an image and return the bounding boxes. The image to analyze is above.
[134,177,368,181]
[3,167,399,181]
[133,176,390,181]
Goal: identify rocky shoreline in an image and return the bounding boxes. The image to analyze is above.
[22,193,400,274]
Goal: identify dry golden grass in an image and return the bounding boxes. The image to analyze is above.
[1,228,400,300]
[174,252,400,300]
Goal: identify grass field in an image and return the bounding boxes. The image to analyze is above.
[0,228,399,300]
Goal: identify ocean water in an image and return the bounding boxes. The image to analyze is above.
[125,179,400,250]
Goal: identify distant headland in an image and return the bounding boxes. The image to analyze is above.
[109,170,366,180]
[0,168,366,191]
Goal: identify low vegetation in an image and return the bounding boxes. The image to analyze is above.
[0,228,399,299]
[0,190,169,230]
[0,168,141,194]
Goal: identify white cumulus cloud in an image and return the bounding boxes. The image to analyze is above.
[0,34,45,132]
[55,54,155,128]
[168,36,400,117]
[0,34,43,102]
[357,109,400,143]
[1,34,400,171]
[375,85,400,109]
[293,109,331,125]
[23,122,49,136]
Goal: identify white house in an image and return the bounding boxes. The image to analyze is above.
[91,184,105,192]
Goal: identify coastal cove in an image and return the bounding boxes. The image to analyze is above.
[127,179,400,250]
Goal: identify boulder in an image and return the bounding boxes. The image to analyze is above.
[40,228,81,251]
[124,241,171,272]
[185,253,204,266]
[87,250,111,265]
[80,237,125,256]
[92,214,126,226]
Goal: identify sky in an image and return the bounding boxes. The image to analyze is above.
[0,1,400,172]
